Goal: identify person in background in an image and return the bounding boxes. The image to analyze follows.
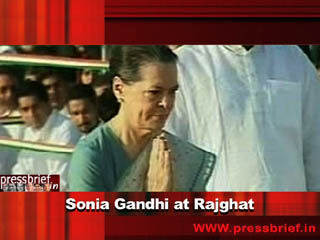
[0,68,24,141]
[79,68,95,85]
[166,45,320,191]
[82,70,119,122]
[67,84,100,136]
[39,71,70,117]
[24,67,41,82]
[91,72,112,97]
[309,45,320,76]
[0,68,19,120]
[12,81,81,190]
[96,89,120,122]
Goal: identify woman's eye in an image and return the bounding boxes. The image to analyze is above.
[148,90,160,95]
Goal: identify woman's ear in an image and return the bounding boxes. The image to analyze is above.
[113,76,125,103]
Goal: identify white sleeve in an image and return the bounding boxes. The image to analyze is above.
[55,122,81,146]
[11,155,28,174]
[0,126,15,174]
[165,61,190,140]
[302,57,320,191]
[166,45,217,152]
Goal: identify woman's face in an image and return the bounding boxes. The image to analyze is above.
[118,62,178,133]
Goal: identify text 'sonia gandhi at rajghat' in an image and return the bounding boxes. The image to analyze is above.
[65,197,255,214]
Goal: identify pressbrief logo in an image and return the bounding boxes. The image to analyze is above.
[0,175,60,192]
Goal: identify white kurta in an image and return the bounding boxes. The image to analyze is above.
[12,110,81,190]
[59,106,70,118]
[166,45,320,191]
[0,124,14,174]
[1,110,25,139]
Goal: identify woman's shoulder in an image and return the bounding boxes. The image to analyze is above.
[70,125,111,192]
[71,125,111,180]
[75,124,113,153]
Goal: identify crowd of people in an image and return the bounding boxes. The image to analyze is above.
[0,45,118,191]
[0,45,320,192]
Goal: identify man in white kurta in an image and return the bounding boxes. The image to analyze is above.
[12,110,80,190]
[12,81,81,190]
[166,45,320,191]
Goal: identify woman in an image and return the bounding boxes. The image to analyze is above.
[69,45,215,191]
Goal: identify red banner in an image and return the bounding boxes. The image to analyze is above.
[106,0,320,18]
[0,0,104,44]
[1,193,320,239]
[1,1,320,240]
[1,0,320,44]
[104,0,320,44]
